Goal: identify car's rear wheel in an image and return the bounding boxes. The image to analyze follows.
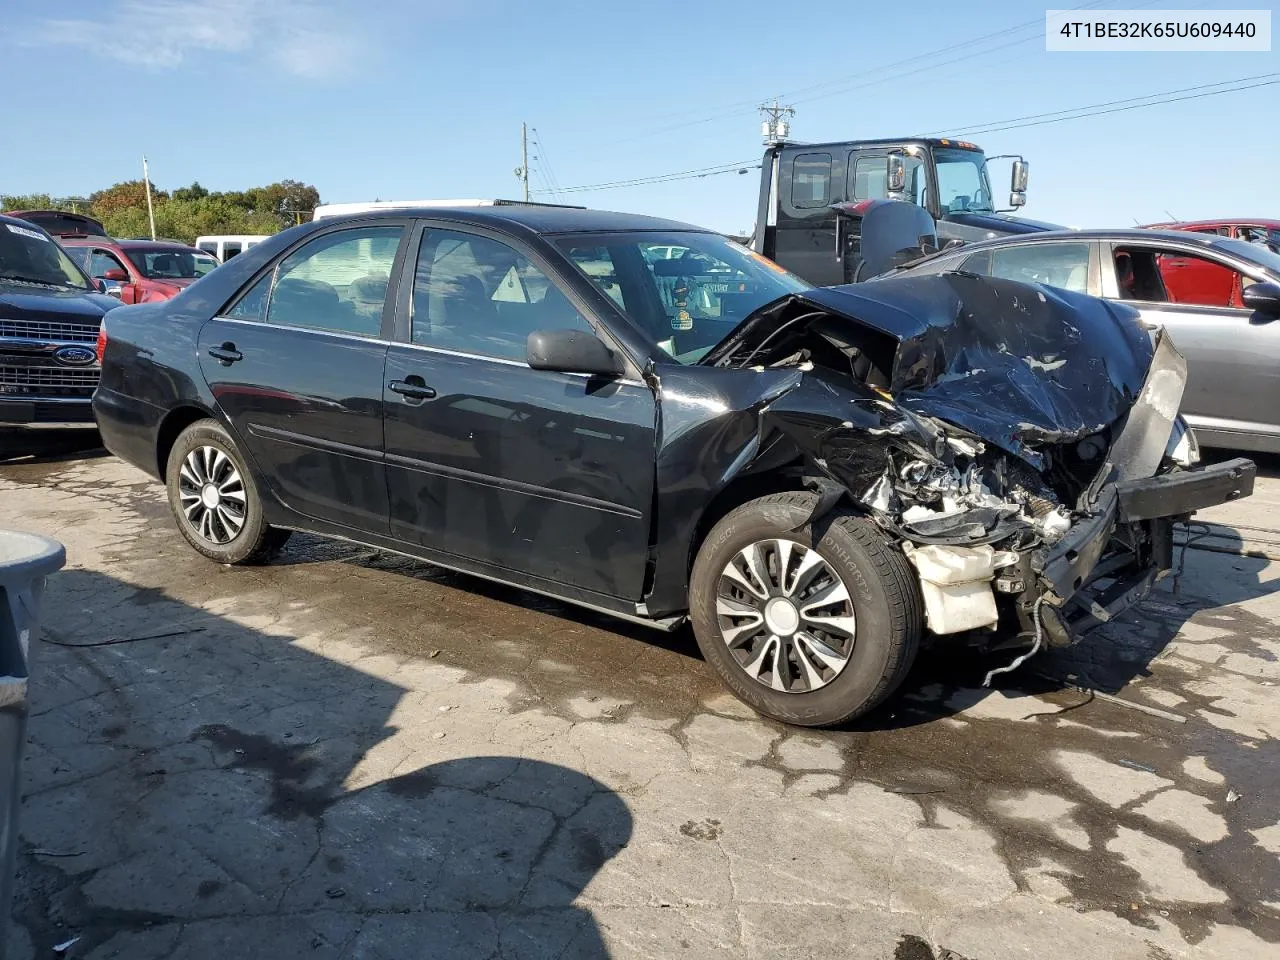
[689,492,923,727]
[165,419,290,565]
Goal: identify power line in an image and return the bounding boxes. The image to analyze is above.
[581,0,1122,153]
[530,127,564,198]
[535,160,760,196]
[925,72,1280,137]
[545,70,1274,196]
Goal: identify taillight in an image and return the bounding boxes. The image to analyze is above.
[96,323,108,366]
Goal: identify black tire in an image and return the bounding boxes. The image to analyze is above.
[164,418,290,565]
[689,491,923,727]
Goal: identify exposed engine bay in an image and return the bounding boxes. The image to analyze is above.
[698,272,1254,669]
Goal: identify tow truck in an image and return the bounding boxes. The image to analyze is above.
[748,136,1060,285]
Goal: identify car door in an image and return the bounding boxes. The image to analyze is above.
[88,248,140,303]
[1103,242,1280,444]
[774,150,842,286]
[381,223,658,601]
[198,222,408,533]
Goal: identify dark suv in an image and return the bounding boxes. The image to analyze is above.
[0,215,119,431]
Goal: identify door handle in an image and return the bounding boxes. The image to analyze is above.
[389,378,437,401]
[208,343,243,365]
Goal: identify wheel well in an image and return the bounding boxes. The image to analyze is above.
[155,406,213,481]
[687,469,809,575]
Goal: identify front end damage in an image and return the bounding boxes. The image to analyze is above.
[701,272,1255,672]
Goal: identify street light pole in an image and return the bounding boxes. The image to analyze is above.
[141,156,157,241]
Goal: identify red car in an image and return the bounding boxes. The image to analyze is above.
[61,236,220,304]
[1140,219,1280,308]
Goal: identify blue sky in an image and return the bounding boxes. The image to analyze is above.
[1,0,1275,233]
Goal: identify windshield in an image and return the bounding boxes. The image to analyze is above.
[556,232,811,364]
[934,148,995,215]
[125,248,219,280]
[0,221,92,289]
[1217,238,1280,276]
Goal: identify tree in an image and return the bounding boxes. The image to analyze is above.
[172,181,210,202]
[9,177,321,244]
[1,194,59,211]
[91,180,169,217]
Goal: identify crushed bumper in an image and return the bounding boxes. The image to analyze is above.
[1033,457,1255,633]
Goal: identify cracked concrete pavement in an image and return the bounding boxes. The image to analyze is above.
[2,443,1279,959]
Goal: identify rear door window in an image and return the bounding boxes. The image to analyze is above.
[265,226,403,336]
[985,242,1091,293]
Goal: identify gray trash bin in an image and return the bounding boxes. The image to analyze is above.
[0,531,65,955]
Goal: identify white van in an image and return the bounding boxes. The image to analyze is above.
[194,235,270,262]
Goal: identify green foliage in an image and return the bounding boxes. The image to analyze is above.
[3,179,322,244]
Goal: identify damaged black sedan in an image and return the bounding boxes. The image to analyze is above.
[93,205,1255,726]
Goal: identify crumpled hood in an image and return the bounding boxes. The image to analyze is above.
[704,272,1155,468]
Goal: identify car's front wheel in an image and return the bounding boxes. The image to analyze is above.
[165,419,290,565]
[689,492,923,727]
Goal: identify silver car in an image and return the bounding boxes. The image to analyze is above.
[889,228,1280,453]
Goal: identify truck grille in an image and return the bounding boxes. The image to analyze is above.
[0,319,100,343]
[0,366,99,398]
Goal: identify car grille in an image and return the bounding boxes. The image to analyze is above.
[0,366,99,398]
[0,319,100,343]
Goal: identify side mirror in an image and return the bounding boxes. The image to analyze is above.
[886,154,906,193]
[102,268,129,282]
[1010,159,1029,193]
[527,329,623,377]
[1242,280,1280,319]
[1008,191,1027,208]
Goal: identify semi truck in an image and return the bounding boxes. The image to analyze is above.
[748,137,1060,285]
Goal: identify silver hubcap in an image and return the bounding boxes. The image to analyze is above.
[178,446,247,545]
[715,538,856,694]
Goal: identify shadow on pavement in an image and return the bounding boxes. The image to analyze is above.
[11,568,632,959]
[0,430,105,466]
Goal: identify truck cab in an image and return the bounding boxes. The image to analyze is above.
[751,138,1058,285]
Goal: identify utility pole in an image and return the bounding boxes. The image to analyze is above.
[141,156,157,240]
[514,123,530,202]
[758,100,795,145]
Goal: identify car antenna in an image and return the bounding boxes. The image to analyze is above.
[1163,209,1178,221]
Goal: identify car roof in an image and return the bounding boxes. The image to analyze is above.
[1140,218,1280,230]
[309,204,711,236]
[116,239,205,251]
[779,136,983,151]
[939,227,1247,252]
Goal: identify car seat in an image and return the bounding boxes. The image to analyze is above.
[1115,252,1137,298]
[346,274,389,334]
[271,277,341,328]
[423,272,499,348]
[1063,262,1088,292]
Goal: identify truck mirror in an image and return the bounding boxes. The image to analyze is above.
[887,154,906,193]
[1011,159,1029,193]
[1009,191,1027,208]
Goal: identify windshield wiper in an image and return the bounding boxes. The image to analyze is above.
[0,273,84,290]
